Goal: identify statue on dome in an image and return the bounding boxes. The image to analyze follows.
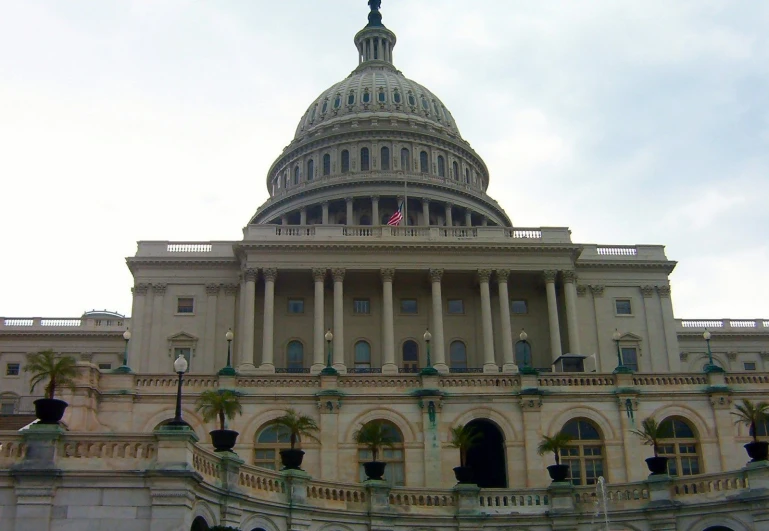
[368,0,381,12]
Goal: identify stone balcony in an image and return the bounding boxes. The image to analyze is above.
[677,318,769,334]
[0,316,130,334]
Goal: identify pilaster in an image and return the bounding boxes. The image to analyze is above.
[429,268,447,373]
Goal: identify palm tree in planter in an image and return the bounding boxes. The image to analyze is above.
[195,390,243,452]
[732,399,769,462]
[449,424,483,484]
[271,409,320,470]
[537,431,573,483]
[24,349,78,424]
[630,417,672,475]
[354,420,396,481]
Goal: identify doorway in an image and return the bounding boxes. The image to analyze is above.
[465,419,507,488]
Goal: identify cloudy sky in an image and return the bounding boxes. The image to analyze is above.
[1,0,767,319]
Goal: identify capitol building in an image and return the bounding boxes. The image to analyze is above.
[1,3,768,531]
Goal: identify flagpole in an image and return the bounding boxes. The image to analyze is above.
[403,173,408,226]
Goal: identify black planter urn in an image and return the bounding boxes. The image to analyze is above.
[547,464,570,483]
[33,398,68,424]
[645,456,669,475]
[363,461,387,481]
[209,429,239,452]
[453,466,474,484]
[745,441,769,462]
[279,449,306,470]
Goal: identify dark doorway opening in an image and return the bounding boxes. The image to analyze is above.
[191,516,209,531]
[465,419,507,488]
[703,527,735,531]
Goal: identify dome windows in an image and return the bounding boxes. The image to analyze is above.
[393,90,401,104]
[437,155,445,178]
[400,148,411,171]
[360,147,370,171]
[420,95,429,111]
[307,159,314,181]
[322,154,331,176]
[362,89,371,104]
[433,101,441,119]
[407,92,416,107]
[419,151,428,174]
[378,88,386,103]
[348,91,356,106]
[310,105,317,122]
[341,150,350,173]
[381,146,390,171]
[321,100,328,114]
[452,161,459,181]
[293,166,300,185]
[334,94,342,109]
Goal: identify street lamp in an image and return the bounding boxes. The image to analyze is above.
[703,330,724,373]
[168,353,189,426]
[321,329,338,375]
[218,328,236,376]
[613,329,633,374]
[114,329,133,373]
[518,329,538,375]
[420,329,438,375]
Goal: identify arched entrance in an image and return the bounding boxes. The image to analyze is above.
[703,527,735,531]
[190,516,209,531]
[465,419,507,488]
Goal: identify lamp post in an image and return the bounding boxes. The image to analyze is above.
[168,353,189,426]
[420,329,438,375]
[703,330,724,373]
[613,329,633,374]
[114,329,132,373]
[218,328,236,376]
[321,329,338,375]
[518,329,537,375]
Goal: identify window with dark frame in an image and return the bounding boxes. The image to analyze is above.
[98,363,112,371]
[353,299,370,315]
[287,299,305,314]
[177,297,194,314]
[447,299,464,314]
[511,300,528,314]
[744,362,757,371]
[6,363,20,376]
[615,299,632,315]
[621,347,639,371]
[400,299,418,314]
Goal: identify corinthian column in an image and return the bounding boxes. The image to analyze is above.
[260,268,277,372]
[381,268,397,374]
[562,271,581,355]
[372,196,380,225]
[422,199,430,226]
[496,269,517,372]
[544,270,563,362]
[332,268,346,371]
[239,269,258,371]
[478,269,498,372]
[429,269,448,373]
[312,268,326,373]
[130,284,149,372]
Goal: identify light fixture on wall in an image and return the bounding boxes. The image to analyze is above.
[168,354,189,426]
[321,329,338,375]
[113,329,133,374]
[702,330,725,374]
[218,328,236,376]
[420,329,437,375]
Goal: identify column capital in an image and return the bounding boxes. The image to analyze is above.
[223,283,239,296]
[152,283,167,295]
[243,269,259,282]
[657,285,671,298]
[371,195,380,203]
[576,284,588,297]
[562,271,577,283]
[133,283,150,295]
[380,268,395,282]
[262,268,278,282]
[477,269,492,283]
[422,198,430,205]
[312,268,327,282]
[205,283,221,296]
[641,285,655,298]
[590,284,605,297]
[321,200,330,207]
[332,268,346,282]
[429,269,444,283]
[345,196,353,204]
[496,269,510,282]
[543,270,558,283]
[445,202,454,210]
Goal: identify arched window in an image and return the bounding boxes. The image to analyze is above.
[283,171,288,189]
[450,341,467,369]
[515,340,532,368]
[378,89,386,103]
[465,168,470,183]
[310,105,317,122]
[341,150,350,173]
[402,340,418,372]
[323,153,331,176]
[357,420,405,485]
[360,147,370,171]
[452,161,459,180]
[362,89,371,103]
[287,341,304,371]
[306,159,314,181]
[419,151,428,173]
[407,92,416,106]
[354,340,371,369]
[254,423,291,470]
[321,99,328,114]
[191,516,210,531]
[347,91,355,106]
[293,166,300,185]
[561,419,605,486]
[334,94,342,109]
[420,95,429,111]
[381,146,390,170]
[393,90,401,104]
[658,417,701,476]
[437,155,445,177]
[400,148,410,171]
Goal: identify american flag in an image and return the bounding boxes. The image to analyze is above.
[387,203,403,226]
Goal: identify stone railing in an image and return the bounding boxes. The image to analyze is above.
[192,444,223,483]
[677,319,769,332]
[478,489,550,514]
[579,244,669,261]
[671,469,749,497]
[573,482,649,510]
[0,317,129,331]
[389,487,456,511]
[0,433,26,467]
[305,477,368,508]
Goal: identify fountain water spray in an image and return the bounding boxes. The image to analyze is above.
[596,476,610,531]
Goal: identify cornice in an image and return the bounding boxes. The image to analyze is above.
[577,261,677,273]
[0,330,126,338]
[126,258,239,273]
[235,241,583,255]
[677,331,769,339]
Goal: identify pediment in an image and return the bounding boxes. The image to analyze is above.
[167,331,198,342]
[619,332,642,341]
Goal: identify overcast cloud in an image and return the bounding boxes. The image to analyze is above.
[0,0,767,319]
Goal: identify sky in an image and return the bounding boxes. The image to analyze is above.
[0,0,767,319]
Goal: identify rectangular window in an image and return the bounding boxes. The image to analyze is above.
[98,363,112,371]
[744,362,757,371]
[400,299,418,314]
[1,402,16,414]
[6,363,20,376]
[562,358,584,372]
[511,300,528,314]
[174,347,191,371]
[287,298,305,314]
[447,299,464,314]
[615,299,632,315]
[353,299,370,315]
[177,297,194,314]
[621,347,639,371]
